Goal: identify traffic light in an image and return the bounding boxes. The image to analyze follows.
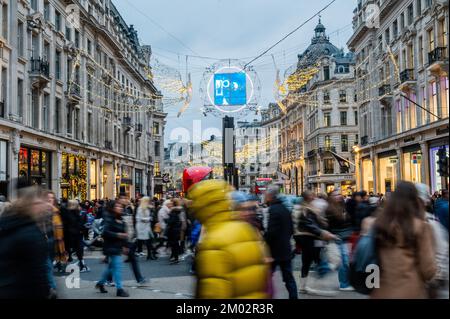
[437,147,449,177]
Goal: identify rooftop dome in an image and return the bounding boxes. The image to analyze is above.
[297,19,340,68]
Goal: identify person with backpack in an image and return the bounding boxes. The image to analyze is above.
[370,181,436,298]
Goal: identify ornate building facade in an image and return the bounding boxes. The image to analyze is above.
[0,0,166,200]
[348,0,449,194]
[269,21,358,195]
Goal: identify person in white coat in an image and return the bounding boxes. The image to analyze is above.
[136,197,157,260]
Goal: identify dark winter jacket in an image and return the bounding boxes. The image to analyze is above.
[345,198,359,229]
[166,207,183,242]
[0,212,50,299]
[354,201,373,232]
[264,197,294,262]
[102,214,127,256]
[325,202,353,241]
[434,199,449,232]
[61,208,83,239]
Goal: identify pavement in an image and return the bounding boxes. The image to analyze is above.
[55,248,367,299]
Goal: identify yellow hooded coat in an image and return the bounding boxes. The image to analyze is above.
[188,180,271,299]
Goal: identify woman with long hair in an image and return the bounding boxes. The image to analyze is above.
[371,181,436,299]
[136,196,157,260]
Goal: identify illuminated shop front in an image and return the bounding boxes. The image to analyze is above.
[89,159,98,200]
[430,144,449,194]
[120,166,133,198]
[60,153,87,201]
[361,157,374,193]
[402,145,422,184]
[378,151,398,194]
[18,147,51,189]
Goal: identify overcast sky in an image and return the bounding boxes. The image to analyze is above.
[113,0,356,146]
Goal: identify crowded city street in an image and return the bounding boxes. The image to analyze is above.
[0,0,449,303]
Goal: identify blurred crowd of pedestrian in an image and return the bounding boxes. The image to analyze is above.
[0,180,448,299]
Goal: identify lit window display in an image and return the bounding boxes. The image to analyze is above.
[402,150,422,184]
[90,160,97,200]
[18,147,51,189]
[378,154,398,194]
[362,158,374,193]
[61,153,87,201]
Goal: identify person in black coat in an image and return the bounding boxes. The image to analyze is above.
[60,200,88,272]
[96,200,129,297]
[264,185,298,299]
[166,199,183,264]
[0,188,50,299]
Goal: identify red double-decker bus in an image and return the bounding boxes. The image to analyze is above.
[255,178,273,195]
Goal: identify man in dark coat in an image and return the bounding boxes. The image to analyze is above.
[264,185,298,299]
[0,191,50,299]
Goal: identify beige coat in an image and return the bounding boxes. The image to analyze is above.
[371,218,437,299]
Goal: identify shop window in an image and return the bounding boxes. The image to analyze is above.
[403,151,422,184]
[90,160,97,200]
[362,158,374,193]
[61,153,87,200]
[18,147,51,189]
[378,155,398,194]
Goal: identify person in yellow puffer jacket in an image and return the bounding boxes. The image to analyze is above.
[187,179,271,299]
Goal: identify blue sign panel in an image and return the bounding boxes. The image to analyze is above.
[214,72,247,106]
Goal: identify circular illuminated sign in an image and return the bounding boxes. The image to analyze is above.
[200,60,261,117]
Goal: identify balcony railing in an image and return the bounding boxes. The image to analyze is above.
[324,169,335,175]
[361,135,369,146]
[135,123,143,132]
[30,58,50,78]
[428,47,448,65]
[67,85,82,101]
[319,146,336,154]
[400,69,415,83]
[378,84,391,96]
[0,100,4,118]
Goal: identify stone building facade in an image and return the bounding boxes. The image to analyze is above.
[0,0,166,200]
[348,0,448,194]
[268,21,358,195]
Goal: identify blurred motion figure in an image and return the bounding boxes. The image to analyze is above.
[188,180,270,299]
